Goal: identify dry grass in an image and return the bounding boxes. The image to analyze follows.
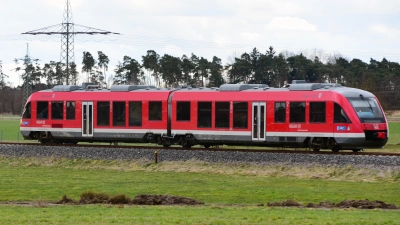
[1,156,399,183]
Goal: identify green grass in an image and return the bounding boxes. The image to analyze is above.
[0,205,399,225]
[0,157,399,224]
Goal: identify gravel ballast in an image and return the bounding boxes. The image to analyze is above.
[0,144,399,170]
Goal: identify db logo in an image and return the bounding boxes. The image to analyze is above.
[373,124,379,129]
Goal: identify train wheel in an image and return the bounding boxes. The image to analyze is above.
[204,145,210,149]
[312,148,320,152]
[331,146,341,152]
[163,144,171,148]
[352,149,361,152]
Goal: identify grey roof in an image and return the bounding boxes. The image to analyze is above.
[52,85,80,92]
[109,85,156,92]
[219,84,269,91]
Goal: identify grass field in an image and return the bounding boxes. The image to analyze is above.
[0,157,399,224]
[1,115,400,224]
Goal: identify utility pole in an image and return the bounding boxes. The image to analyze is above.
[21,0,119,85]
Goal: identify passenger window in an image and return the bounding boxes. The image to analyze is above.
[215,102,230,128]
[310,102,326,123]
[129,102,142,126]
[334,103,351,123]
[233,102,248,128]
[177,102,191,121]
[113,102,126,126]
[290,102,306,123]
[66,101,75,120]
[37,101,48,119]
[198,102,212,128]
[97,102,110,126]
[51,102,63,120]
[274,102,286,123]
[149,101,162,121]
[22,102,31,119]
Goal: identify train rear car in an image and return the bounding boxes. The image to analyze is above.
[168,83,388,151]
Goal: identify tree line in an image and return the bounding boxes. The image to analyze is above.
[1,46,400,113]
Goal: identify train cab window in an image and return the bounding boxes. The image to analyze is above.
[310,102,326,123]
[334,103,351,123]
[198,102,212,128]
[177,102,191,121]
[215,102,230,128]
[66,101,75,120]
[149,101,162,121]
[113,102,126,126]
[22,102,31,119]
[97,102,110,126]
[290,102,305,123]
[37,101,49,119]
[129,102,142,126]
[233,102,248,128]
[51,102,63,120]
[274,102,286,123]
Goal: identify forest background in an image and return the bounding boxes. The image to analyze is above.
[1,46,399,115]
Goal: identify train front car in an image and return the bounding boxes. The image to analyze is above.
[334,88,388,151]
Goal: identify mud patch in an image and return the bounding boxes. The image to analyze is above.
[55,192,203,205]
[132,194,203,205]
[269,199,397,209]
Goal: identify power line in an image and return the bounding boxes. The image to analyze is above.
[21,0,119,85]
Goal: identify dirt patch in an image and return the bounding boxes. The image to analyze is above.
[132,194,203,205]
[267,199,301,207]
[269,199,397,209]
[55,192,203,205]
[336,199,397,209]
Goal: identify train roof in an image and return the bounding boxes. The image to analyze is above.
[36,82,376,99]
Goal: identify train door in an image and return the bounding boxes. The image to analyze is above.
[82,102,93,137]
[252,102,266,141]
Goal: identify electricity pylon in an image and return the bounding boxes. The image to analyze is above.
[21,0,119,84]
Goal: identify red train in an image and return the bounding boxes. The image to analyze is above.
[20,81,388,152]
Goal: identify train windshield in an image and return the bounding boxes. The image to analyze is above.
[347,97,385,123]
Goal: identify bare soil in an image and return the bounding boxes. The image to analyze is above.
[55,194,204,205]
[268,199,397,209]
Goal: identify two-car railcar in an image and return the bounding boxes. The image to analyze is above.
[20,82,388,152]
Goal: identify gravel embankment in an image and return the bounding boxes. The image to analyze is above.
[0,144,399,169]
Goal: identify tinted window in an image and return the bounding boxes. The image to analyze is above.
[129,102,142,126]
[51,102,63,120]
[177,102,191,121]
[149,101,162,121]
[198,102,212,128]
[310,102,326,123]
[334,103,351,123]
[233,102,247,128]
[22,102,31,119]
[37,101,48,119]
[97,102,110,126]
[113,102,126,126]
[215,102,230,128]
[66,101,75,120]
[274,102,286,123]
[290,102,305,122]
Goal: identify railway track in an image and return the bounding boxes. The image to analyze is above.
[1,142,399,157]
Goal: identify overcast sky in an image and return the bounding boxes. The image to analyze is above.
[1,0,400,86]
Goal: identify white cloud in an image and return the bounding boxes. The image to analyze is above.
[240,32,263,41]
[267,16,317,31]
[162,45,184,57]
[369,24,400,39]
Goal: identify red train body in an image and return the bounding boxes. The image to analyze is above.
[20,82,388,152]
